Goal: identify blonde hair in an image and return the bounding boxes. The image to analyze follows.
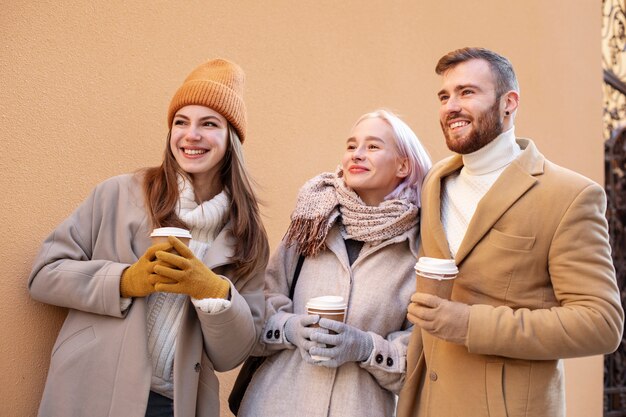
[352,109,432,206]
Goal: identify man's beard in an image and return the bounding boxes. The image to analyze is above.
[442,100,503,155]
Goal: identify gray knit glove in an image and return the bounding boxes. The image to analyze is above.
[284,314,323,364]
[309,318,374,368]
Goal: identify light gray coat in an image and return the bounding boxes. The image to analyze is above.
[28,174,266,417]
[238,223,419,417]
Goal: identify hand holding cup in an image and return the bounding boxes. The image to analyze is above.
[309,319,374,368]
[152,236,230,299]
[305,296,348,361]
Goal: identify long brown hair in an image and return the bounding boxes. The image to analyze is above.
[142,125,269,278]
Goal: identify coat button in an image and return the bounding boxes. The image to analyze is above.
[430,371,438,381]
[266,330,273,339]
[274,329,280,339]
[194,363,201,372]
[375,354,384,364]
[386,357,394,367]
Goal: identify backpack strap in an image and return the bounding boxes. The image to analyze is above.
[288,254,305,300]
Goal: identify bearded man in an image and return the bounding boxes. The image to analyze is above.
[397,47,624,417]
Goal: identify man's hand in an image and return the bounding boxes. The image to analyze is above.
[408,292,470,345]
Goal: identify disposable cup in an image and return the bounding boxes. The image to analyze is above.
[306,296,347,361]
[414,257,458,300]
[150,227,192,249]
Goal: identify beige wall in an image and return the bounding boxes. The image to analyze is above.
[1,1,605,416]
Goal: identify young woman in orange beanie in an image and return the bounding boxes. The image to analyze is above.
[28,58,269,417]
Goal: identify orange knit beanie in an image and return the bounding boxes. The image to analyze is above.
[167,58,247,142]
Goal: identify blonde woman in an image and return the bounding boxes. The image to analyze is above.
[238,109,432,416]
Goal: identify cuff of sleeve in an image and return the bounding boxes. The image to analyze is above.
[262,311,295,346]
[192,297,232,314]
[120,297,133,313]
[466,304,491,353]
[105,262,133,318]
[360,332,405,373]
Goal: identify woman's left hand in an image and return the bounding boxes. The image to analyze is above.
[309,319,374,368]
[151,236,230,299]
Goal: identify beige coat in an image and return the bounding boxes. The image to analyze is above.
[238,223,420,417]
[397,139,624,417]
[28,174,266,417]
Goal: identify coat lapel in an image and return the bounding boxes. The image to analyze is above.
[454,139,544,264]
[204,221,235,267]
[325,226,351,273]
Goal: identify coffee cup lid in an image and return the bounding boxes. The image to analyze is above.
[414,257,458,275]
[306,296,347,310]
[150,227,192,239]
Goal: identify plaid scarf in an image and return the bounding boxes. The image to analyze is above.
[285,170,419,256]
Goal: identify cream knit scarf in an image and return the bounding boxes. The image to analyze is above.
[285,169,419,256]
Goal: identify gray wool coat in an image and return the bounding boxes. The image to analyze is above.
[28,174,266,417]
[238,223,420,417]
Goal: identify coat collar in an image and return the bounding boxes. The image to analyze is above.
[424,138,544,264]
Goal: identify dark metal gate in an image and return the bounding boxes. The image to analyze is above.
[603,2,626,414]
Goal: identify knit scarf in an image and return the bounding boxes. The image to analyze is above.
[285,169,419,257]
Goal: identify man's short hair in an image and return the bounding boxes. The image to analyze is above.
[435,47,519,97]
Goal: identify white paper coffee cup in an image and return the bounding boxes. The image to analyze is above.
[414,257,458,299]
[306,296,347,361]
[150,227,192,247]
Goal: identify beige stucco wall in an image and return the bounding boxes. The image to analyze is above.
[1,1,606,416]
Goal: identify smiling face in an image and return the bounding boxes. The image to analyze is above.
[341,117,409,206]
[170,105,229,191]
[437,59,509,154]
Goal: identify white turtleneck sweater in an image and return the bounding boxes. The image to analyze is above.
[147,176,231,399]
[441,127,521,257]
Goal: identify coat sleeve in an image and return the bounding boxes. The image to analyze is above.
[251,239,301,355]
[359,321,414,394]
[195,262,267,372]
[467,183,624,359]
[28,178,130,318]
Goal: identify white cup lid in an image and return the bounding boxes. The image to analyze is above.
[414,257,458,275]
[306,295,347,310]
[150,227,192,239]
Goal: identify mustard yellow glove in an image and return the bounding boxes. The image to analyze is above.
[120,241,172,298]
[152,236,230,299]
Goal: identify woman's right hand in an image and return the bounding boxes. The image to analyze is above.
[120,241,172,298]
[284,314,324,363]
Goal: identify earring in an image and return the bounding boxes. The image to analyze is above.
[505,111,510,116]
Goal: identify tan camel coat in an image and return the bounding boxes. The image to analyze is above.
[397,139,623,417]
